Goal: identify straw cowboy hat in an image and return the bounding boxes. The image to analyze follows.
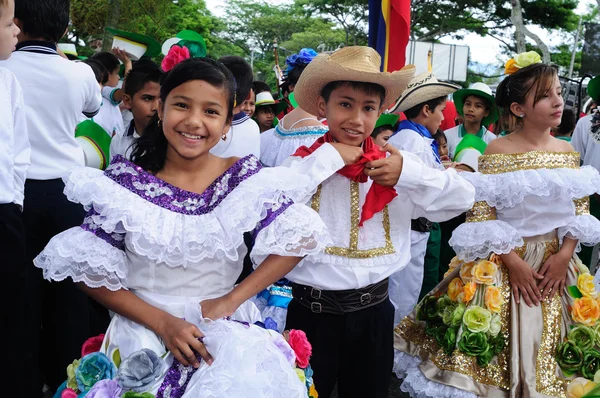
[294,46,415,116]
[391,72,460,113]
[453,82,499,126]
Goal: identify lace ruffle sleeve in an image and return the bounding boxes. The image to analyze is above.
[559,197,600,250]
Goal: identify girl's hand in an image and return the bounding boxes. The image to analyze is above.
[155,314,212,368]
[537,251,570,301]
[200,294,238,321]
[502,252,544,307]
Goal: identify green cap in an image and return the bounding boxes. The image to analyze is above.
[375,113,399,129]
[105,28,161,58]
[588,76,600,102]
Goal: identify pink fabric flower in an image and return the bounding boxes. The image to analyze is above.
[287,329,312,369]
[61,388,78,398]
[81,334,105,357]
[161,45,191,72]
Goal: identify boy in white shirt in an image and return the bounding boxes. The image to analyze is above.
[0,0,30,395]
[0,0,104,394]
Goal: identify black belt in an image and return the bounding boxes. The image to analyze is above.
[411,217,432,233]
[291,279,389,315]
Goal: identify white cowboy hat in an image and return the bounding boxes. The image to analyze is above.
[391,72,460,113]
[294,46,415,116]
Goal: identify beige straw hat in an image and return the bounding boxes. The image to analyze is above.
[391,72,460,113]
[294,46,415,116]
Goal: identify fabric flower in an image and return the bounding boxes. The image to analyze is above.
[449,256,462,270]
[489,334,505,356]
[569,325,597,351]
[567,377,597,398]
[450,303,466,328]
[61,388,77,398]
[504,51,542,75]
[556,340,584,375]
[447,278,464,302]
[161,45,190,72]
[86,379,123,398]
[287,330,312,369]
[272,335,296,367]
[76,352,117,393]
[285,48,317,71]
[441,327,458,355]
[477,346,494,367]
[417,295,440,320]
[572,297,600,326]
[582,350,600,379]
[461,281,477,304]
[458,330,489,357]
[82,334,105,357]
[441,301,458,326]
[488,313,501,337]
[472,260,498,285]
[66,358,80,390]
[295,368,306,385]
[463,306,492,333]
[436,295,454,313]
[485,286,504,313]
[459,261,476,283]
[121,393,155,398]
[308,384,318,398]
[117,349,166,392]
[579,273,599,298]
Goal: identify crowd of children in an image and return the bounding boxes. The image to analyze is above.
[2,0,600,397]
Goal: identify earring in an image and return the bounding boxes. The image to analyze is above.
[519,114,525,118]
[158,119,163,126]
[221,133,227,141]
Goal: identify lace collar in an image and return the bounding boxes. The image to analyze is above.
[104,155,262,215]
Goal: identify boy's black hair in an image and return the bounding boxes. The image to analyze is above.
[404,96,447,120]
[464,94,492,111]
[433,129,447,144]
[124,59,163,98]
[218,56,253,106]
[82,59,108,86]
[286,63,308,87]
[371,125,394,139]
[15,0,70,42]
[320,81,386,106]
[555,109,577,136]
[255,105,275,115]
[130,58,235,173]
[91,52,120,74]
[252,81,271,95]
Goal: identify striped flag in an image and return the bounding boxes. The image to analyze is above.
[368,0,411,72]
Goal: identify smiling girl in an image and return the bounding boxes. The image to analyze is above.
[34,57,360,396]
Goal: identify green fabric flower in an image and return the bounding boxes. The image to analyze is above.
[477,346,495,367]
[450,303,466,328]
[122,393,155,398]
[425,319,445,339]
[440,297,458,326]
[437,295,454,313]
[463,306,492,333]
[569,325,597,351]
[514,51,542,68]
[593,324,600,347]
[489,334,506,356]
[458,330,489,357]
[556,340,584,375]
[488,314,501,337]
[417,295,440,321]
[582,350,600,379]
[66,358,81,391]
[441,327,458,355]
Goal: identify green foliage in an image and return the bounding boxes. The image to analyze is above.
[281,20,346,53]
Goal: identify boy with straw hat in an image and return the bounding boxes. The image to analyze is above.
[279,46,475,398]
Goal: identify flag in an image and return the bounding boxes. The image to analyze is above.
[368,0,411,72]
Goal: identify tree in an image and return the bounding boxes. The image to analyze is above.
[280,20,347,53]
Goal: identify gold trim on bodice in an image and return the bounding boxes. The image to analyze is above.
[574,197,590,216]
[478,151,580,175]
[310,182,395,258]
[466,201,497,223]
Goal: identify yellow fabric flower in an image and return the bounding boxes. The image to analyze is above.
[459,262,476,283]
[485,286,504,313]
[504,51,542,75]
[295,368,306,385]
[66,358,80,390]
[448,278,464,302]
[567,377,597,398]
[462,281,477,304]
[504,58,519,75]
[309,384,319,398]
[578,273,599,298]
[472,260,498,286]
[572,297,600,326]
[449,256,462,269]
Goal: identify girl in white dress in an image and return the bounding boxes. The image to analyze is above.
[35,57,357,397]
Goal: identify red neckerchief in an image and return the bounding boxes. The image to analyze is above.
[293,132,398,226]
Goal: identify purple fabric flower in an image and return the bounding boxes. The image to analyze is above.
[286,48,317,71]
[117,349,166,392]
[272,335,296,367]
[85,379,123,398]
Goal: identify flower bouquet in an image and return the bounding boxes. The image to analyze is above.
[416,256,507,367]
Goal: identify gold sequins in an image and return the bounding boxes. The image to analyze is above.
[536,294,568,397]
[479,151,580,175]
[466,201,497,223]
[310,184,322,213]
[574,197,590,216]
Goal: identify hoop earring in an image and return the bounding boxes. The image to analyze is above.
[158,119,163,126]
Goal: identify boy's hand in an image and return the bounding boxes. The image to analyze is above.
[113,48,133,74]
[364,145,403,186]
[330,143,364,166]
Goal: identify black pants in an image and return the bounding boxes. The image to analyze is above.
[22,179,110,396]
[286,296,394,398]
[0,203,28,396]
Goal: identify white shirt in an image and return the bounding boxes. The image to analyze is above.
[572,115,600,171]
[0,67,30,206]
[444,125,497,159]
[110,121,138,160]
[0,43,101,180]
[210,112,260,158]
[389,128,443,170]
[283,150,476,290]
[91,100,124,139]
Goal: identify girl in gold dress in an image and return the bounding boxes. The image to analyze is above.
[394,55,600,397]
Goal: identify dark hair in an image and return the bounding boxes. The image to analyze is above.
[130,58,235,173]
[252,81,271,95]
[286,64,308,87]
[124,59,162,98]
[433,129,447,144]
[14,0,70,42]
[555,109,577,136]
[371,125,394,139]
[320,81,386,106]
[404,96,447,120]
[82,59,108,85]
[255,105,275,115]
[91,52,120,74]
[464,94,491,111]
[218,56,253,106]
[496,63,558,133]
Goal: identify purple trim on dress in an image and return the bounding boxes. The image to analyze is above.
[104,155,262,215]
[156,352,201,398]
[80,209,125,250]
[251,195,294,239]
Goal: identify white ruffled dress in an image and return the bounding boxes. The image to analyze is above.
[34,152,337,398]
[394,151,600,398]
[260,121,327,167]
